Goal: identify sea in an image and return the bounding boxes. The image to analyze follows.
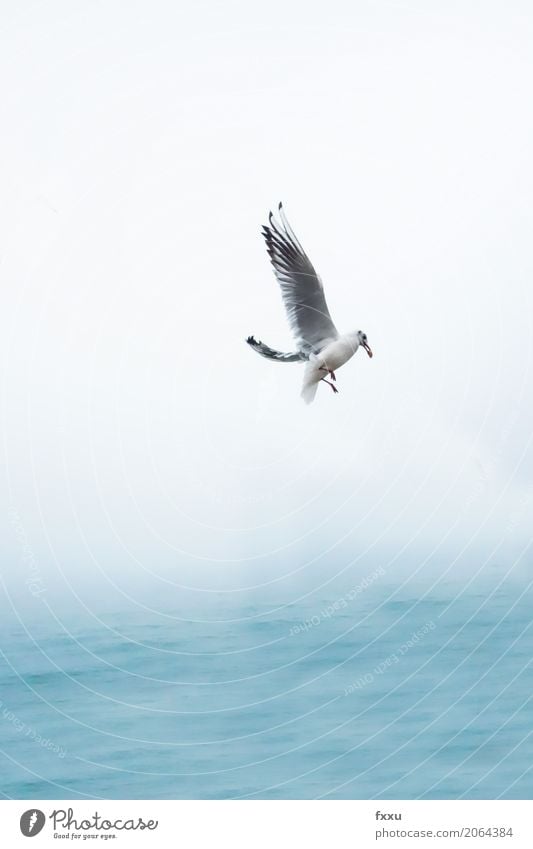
[1,576,532,799]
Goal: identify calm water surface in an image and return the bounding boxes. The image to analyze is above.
[1,579,532,799]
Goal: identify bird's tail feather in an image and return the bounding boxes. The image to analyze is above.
[300,361,320,405]
[246,336,304,363]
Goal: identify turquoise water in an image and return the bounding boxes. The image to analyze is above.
[1,578,532,799]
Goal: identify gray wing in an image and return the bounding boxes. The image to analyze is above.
[262,203,338,352]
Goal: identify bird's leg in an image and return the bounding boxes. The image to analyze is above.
[318,366,338,392]
[319,366,337,383]
[321,377,339,394]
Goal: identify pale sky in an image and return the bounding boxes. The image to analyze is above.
[1,0,532,610]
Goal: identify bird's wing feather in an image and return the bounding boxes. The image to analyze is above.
[262,203,338,352]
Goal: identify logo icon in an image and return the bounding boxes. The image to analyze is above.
[20,810,46,837]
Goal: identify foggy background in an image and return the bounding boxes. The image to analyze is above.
[1,0,532,616]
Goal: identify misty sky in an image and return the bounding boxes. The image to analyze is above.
[1,0,532,612]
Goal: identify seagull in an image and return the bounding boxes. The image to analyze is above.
[246,203,373,404]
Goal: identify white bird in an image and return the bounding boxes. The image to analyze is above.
[247,203,373,404]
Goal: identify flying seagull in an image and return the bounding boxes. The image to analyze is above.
[246,203,373,404]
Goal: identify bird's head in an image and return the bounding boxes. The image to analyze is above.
[357,330,373,358]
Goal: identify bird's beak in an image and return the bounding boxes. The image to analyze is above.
[362,341,373,358]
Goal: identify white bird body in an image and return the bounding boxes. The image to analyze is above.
[247,204,372,403]
[317,332,361,371]
[301,333,361,404]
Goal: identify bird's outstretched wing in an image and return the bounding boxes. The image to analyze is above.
[262,203,338,352]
